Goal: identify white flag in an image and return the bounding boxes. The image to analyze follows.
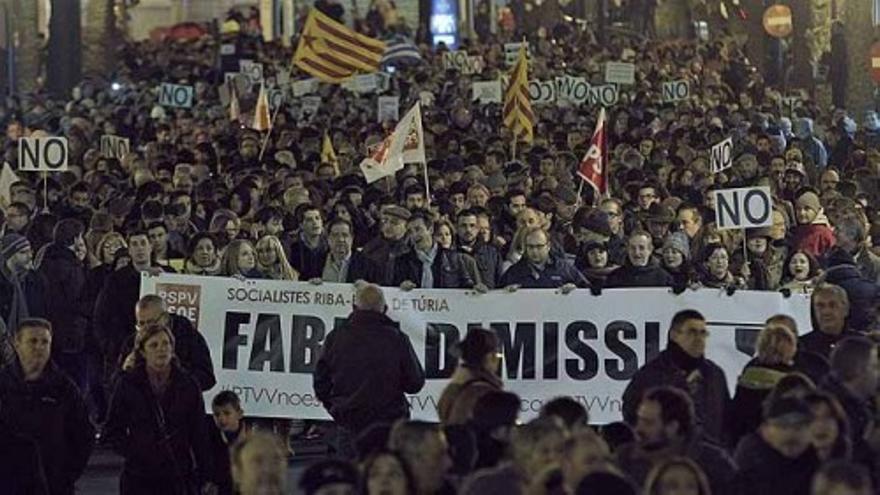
[359,102,424,183]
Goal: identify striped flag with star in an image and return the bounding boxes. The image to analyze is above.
[293,9,386,84]
[503,44,534,143]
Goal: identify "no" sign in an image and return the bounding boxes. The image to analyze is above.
[18,137,69,173]
[713,186,773,230]
[158,83,194,108]
[662,80,690,103]
[710,137,733,174]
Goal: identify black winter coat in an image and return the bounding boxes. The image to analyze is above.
[823,250,880,332]
[459,242,503,289]
[392,246,481,289]
[622,347,730,445]
[733,433,819,495]
[287,236,329,280]
[361,236,410,285]
[728,360,796,447]
[499,255,590,288]
[799,329,862,361]
[0,422,49,495]
[103,365,213,487]
[38,244,88,354]
[94,265,143,363]
[314,310,425,433]
[0,360,95,495]
[118,314,216,391]
[605,262,674,288]
[0,268,47,331]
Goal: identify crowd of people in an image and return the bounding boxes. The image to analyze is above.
[0,3,879,494]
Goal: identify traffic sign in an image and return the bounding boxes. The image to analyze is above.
[763,5,793,39]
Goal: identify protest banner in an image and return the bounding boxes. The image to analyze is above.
[604,62,635,85]
[18,137,68,172]
[528,80,555,105]
[714,186,774,230]
[504,42,530,66]
[555,75,589,104]
[377,96,400,123]
[158,83,194,108]
[442,51,484,75]
[710,137,733,174]
[588,84,619,107]
[292,78,319,97]
[239,60,264,86]
[472,81,502,103]
[100,135,130,159]
[141,275,811,423]
[662,80,690,103]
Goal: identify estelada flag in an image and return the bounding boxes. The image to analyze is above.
[252,84,271,131]
[502,43,534,143]
[293,9,386,84]
[577,107,608,196]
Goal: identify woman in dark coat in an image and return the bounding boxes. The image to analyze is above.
[103,324,214,495]
[437,327,503,426]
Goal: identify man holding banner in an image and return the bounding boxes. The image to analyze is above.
[313,283,425,459]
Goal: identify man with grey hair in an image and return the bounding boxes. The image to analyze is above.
[314,283,425,459]
[799,284,862,359]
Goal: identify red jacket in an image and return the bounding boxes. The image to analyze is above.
[792,223,835,258]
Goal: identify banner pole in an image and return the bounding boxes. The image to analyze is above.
[576,179,584,208]
[422,161,431,206]
[42,171,48,212]
[511,137,517,161]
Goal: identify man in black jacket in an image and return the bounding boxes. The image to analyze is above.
[606,231,674,288]
[733,397,819,495]
[361,206,411,285]
[622,310,730,445]
[820,336,879,457]
[457,209,503,289]
[94,230,170,373]
[38,219,89,392]
[799,284,862,360]
[310,218,381,284]
[393,210,483,290]
[500,227,589,291]
[616,387,736,495]
[123,295,216,391]
[313,283,425,459]
[0,318,95,495]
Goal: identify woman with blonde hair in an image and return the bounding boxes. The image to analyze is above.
[220,239,264,279]
[104,324,214,494]
[729,324,799,445]
[255,235,299,280]
[645,457,712,495]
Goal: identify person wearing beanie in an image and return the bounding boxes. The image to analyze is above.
[37,219,89,390]
[661,231,698,293]
[0,234,46,335]
[792,191,835,258]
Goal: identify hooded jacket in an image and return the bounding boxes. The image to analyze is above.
[823,248,880,331]
[794,118,828,170]
[313,309,425,433]
[37,243,88,354]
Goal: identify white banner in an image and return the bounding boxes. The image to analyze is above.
[710,137,734,174]
[18,137,69,172]
[604,62,635,85]
[472,81,502,104]
[140,275,811,423]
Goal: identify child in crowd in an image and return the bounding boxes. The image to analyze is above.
[210,390,250,495]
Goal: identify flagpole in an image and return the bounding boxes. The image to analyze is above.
[422,161,431,206]
[511,137,517,161]
[258,93,284,162]
[576,179,584,208]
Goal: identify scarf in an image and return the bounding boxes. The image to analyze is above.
[416,244,438,288]
[666,340,703,374]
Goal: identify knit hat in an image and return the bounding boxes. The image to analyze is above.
[0,234,31,262]
[796,191,821,212]
[662,232,691,261]
[746,227,773,239]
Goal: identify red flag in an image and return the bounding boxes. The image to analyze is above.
[577,107,608,196]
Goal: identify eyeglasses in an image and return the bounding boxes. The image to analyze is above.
[526,243,548,249]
